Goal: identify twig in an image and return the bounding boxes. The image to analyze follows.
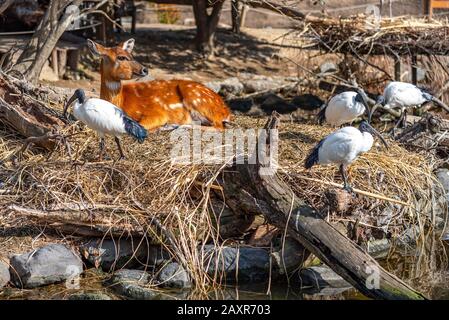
[289,173,411,207]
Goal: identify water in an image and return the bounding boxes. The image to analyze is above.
[1,240,448,300]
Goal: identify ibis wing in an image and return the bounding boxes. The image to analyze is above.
[384,82,428,108]
[81,98,128,136]
[318,128,361,165]
[325,92,363,126]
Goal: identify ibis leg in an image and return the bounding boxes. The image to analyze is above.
[114,137,125,160]
[339,164,353,193]
[401,109,408,128]
[99,138,106,160]
[391,111,405,136]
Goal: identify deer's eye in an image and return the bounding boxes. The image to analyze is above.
[117,56,128,61]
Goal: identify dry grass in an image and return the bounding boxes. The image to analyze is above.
[0,113,445,290]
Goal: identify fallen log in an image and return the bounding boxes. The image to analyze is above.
[0,73,66,149]
[7,204,144,238]
[221,111,426,300]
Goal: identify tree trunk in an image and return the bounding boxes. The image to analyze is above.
[11,0,82,83]
[192,0,225,56]
[231,0,242,34]
[222,112,426,300]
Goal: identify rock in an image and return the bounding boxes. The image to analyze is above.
[79,239,170,271]
[206,77,244,97]
[107,269,160,300]
[10,244,83,289]
[227,98,254,113]
[203,245,270,283]
[271,237,308,275]
[0,260,10,288]
[219,77,244,96]
[320,62,338,74]
[156,262,191,289]
[291,94,324,111]
[366,238,391,259]
[68,292,113,300]
[260,94,297,114]
[204,81,221,93]
[298,266,350,289]
[243,76,286,93]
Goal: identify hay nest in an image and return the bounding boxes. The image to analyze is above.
[0,114,444,287]
[302,14,449,56]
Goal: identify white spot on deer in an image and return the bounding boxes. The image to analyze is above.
[168,103,184,109]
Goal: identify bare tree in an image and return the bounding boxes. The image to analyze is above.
[192,0,224,56]
[10,0,85,82]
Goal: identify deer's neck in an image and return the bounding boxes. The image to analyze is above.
[99,62,124,107]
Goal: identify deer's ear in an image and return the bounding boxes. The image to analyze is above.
[87,39,106,57]
[121,38,135,53]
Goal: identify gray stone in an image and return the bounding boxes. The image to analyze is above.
[243,76,286,93]
[298,266,350,289]
[107,269,160,300]
[291,94,324,111]
[320,62,338,74]
[79,239,170,271]
[68,292,113,300]
[156,262,191,289]
[0,260,10,288]
[10,243,83,289]
[227,98,254,113]
[203,245,270,283]
[204,81,221,93]
[219,77,244,96]
[271,238,308,275]
[366,238,391,259]
[260,94,297,114]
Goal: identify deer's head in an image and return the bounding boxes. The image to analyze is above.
[87,38,148,81]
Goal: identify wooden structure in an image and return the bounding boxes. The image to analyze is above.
[428,0,449,18]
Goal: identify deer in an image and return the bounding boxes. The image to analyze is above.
[86,38,232,131]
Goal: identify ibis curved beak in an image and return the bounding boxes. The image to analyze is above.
[63,93,78,120]
[368,104,380,124]
[366,122,388,149]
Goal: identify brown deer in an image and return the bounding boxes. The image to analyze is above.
[87,38,232,131]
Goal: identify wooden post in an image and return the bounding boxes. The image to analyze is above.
[222,112,427,300]
[240,5,248,29]
[67,49,79,71]
[411,54,418,85]
[57,49,67,78]
[231,0,241,34]
[51,49,58,77]
[394,57,401,81]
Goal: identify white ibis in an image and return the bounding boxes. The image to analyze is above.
[305,121,388,192]
[63,89,148,160]
[317,91,370,127]
[369,81,446,128]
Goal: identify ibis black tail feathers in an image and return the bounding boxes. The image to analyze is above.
[304,138,325,169]
[123,116,148,143]
[316,104,327,125]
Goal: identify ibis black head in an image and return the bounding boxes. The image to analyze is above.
[375,95,385,106]
[63,88,86,120]
[354,92,372,122]
[74,89,86,104]
[359,120,388,149]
